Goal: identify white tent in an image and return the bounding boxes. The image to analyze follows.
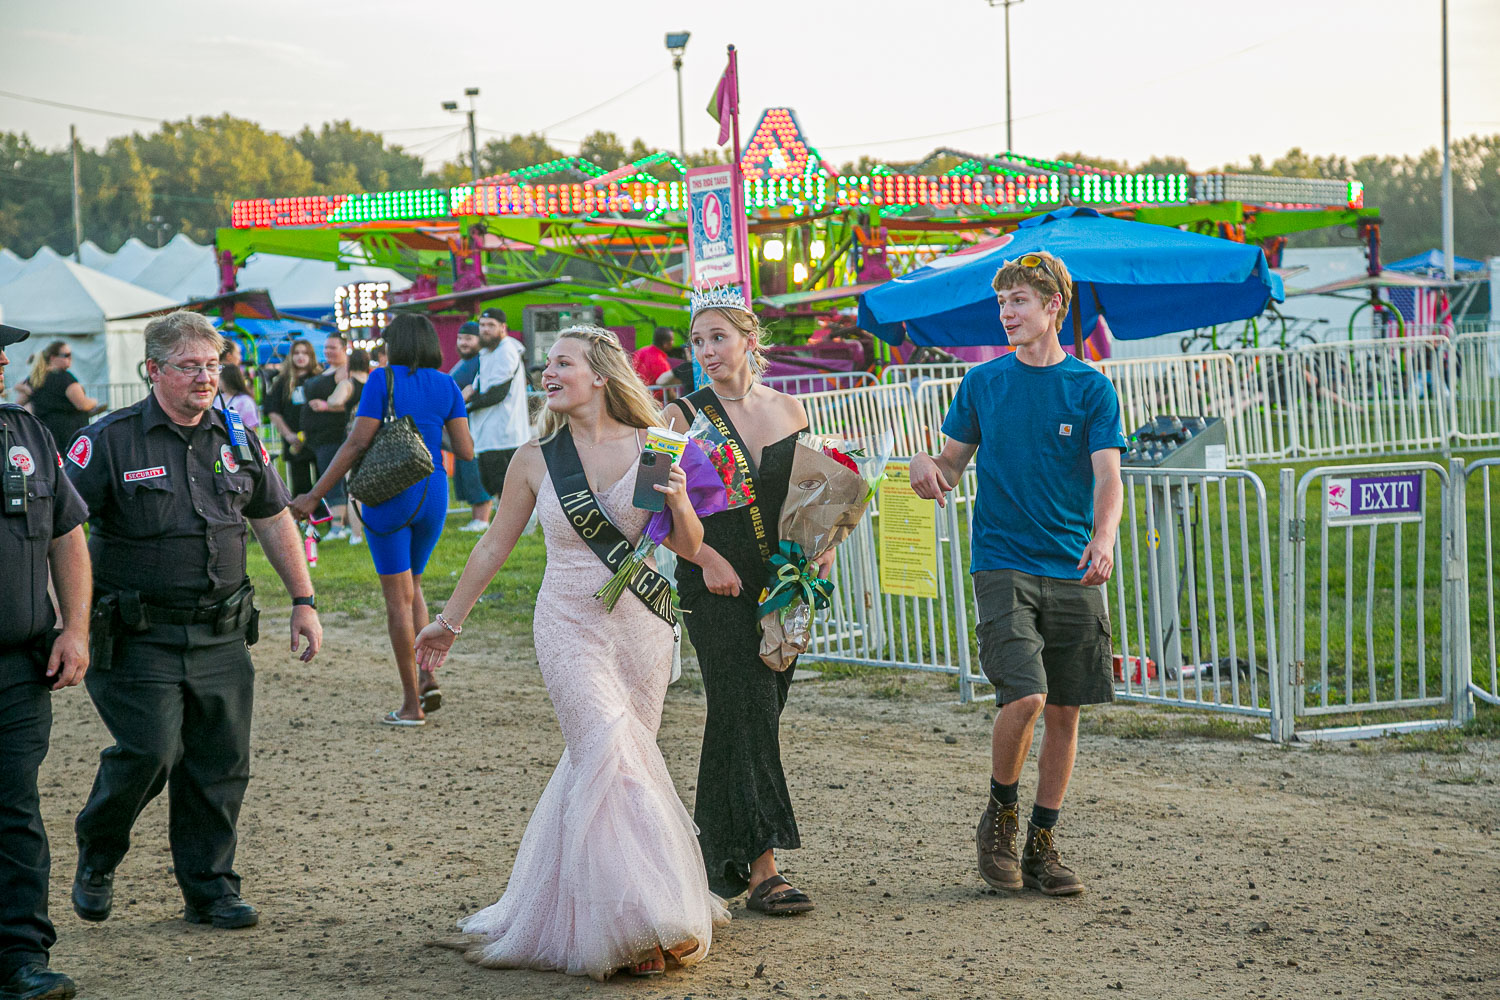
[79,240,116,271]
[99,237,156,284]
[0,258,174,405]
[129,233,217,299]
[0,248,22,287]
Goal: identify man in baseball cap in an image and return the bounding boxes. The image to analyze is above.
[0,323,30,348]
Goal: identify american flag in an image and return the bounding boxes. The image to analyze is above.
[1387,287,1453,334]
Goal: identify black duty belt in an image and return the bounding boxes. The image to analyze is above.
[143,604,223,624]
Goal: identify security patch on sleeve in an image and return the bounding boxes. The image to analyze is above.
[67,436,92,468]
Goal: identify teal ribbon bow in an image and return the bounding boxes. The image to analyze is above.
[758,540,835,618]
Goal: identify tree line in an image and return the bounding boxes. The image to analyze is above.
[2,114,1495,265]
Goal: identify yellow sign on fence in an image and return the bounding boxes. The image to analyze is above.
[878,461,939,599]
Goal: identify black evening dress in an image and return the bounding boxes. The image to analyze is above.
[673,387,806,897]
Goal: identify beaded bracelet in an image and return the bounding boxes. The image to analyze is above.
[435,613,463,636]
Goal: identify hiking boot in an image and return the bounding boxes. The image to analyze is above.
[976,795,1022,890]
[1022,822,1085,896]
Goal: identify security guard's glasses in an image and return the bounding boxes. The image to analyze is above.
[161,361,223,378]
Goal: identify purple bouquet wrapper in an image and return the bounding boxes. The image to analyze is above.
[643,438,729,545]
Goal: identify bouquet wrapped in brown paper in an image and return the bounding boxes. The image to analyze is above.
[757,433,889,670]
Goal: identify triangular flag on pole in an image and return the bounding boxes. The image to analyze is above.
[706,56,737,147]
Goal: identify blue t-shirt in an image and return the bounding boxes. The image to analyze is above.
[356,366,467,473]
[449,356,480,390]
[942,353,1126,579]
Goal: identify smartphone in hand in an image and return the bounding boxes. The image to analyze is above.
[631,449,671,511]
[309,498,335,524]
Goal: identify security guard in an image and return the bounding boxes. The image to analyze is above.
[64,311,322,931]
[1,322,90,1000]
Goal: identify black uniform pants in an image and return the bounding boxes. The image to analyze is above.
[0,648,55,979]
[76,622,254,908]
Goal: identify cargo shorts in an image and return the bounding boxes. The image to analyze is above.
[974,568,1115,707]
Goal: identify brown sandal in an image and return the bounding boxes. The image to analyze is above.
[746,875,814,915]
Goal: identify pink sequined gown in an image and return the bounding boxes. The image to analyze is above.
[456,469,729,980]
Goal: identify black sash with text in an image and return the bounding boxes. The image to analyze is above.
[540,427,677,626]
[692,392,773,564]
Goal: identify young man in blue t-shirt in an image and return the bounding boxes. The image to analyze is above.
[910,251,1125,897]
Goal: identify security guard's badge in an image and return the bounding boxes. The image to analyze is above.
[220,443,240,474]
[67,436,92,468]
[7,445,33,475]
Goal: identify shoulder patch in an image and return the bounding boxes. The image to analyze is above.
[7,444,35,475]
[67,436,92,468]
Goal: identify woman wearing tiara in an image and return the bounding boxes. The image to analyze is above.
[664,288,829,914]
[415,326,729,980]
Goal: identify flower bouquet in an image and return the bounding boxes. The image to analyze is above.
[594,434,728,615]
[757,433,890,670]
[685,410,753,510]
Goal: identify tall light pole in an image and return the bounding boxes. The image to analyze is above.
[443,87,482,183]
[1440,0,1455,280]
[666,32,691,160]
[985,0,1024,154]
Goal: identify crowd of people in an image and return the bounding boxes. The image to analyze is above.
[0,249,1126,996]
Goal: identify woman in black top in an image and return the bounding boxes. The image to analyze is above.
[264,339,319,496]
[27,340,99,449]
[664,299,830,913]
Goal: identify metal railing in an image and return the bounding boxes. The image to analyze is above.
[762,370,878,395]
[1456,457,1500,715]
[1288,338,1454,459]
[1109,467,1281,730]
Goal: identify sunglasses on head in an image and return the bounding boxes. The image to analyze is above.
[1013,253,1060,285]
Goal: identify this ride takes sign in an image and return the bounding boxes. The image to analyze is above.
[686,165,743,286]
[1324,473,1423,524]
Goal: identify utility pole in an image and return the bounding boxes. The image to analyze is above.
[444,88,482,184]
[70,124,83,263]
[985,0,1024,154]
[1440,0,1455,280]
[666,32,691,160]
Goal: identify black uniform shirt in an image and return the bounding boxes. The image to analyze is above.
[1,404,89,646]
[65,392,290,609]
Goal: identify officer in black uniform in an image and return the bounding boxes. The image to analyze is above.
[63,311,322,932]
[0,322,90,1000]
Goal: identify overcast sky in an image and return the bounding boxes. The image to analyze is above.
[4,0,1499,176]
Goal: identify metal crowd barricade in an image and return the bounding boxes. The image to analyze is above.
[878,362,974,386]
[805,493,975,692]
[1225,349,1299,462]
[762,371,878,396]
[1096,354,1247,464]
[799,381,925,457]
[1455,457,1500,718]
[1288,337,1455,460]
[88,381,151,411]
[1280,462,1460,740]
[1106,467,1282,733]
[1452,331,1500,448]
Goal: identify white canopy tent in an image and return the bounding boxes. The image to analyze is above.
[0,258,174,405]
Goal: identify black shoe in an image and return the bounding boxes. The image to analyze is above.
[71,862,113,922]
[0,963,77,1000]
[184,894,259,929]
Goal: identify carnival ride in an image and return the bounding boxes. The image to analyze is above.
[213,107,1379,373]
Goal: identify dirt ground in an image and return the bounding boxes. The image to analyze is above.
[39,609,1500,1000]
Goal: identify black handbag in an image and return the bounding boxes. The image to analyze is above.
[347,368,434,506]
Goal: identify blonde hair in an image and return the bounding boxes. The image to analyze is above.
[537,325,663,440]
[29,340,68,390]
[991,251,1074,334]
[690,306,770,379]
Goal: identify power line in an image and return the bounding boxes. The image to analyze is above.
[538,70,667,132]
[0,88,163,124]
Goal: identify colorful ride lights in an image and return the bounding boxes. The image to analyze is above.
[761,239,786,261]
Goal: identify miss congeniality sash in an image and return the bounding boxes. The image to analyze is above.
[540,427,676,626]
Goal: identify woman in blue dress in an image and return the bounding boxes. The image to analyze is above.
[290,315,474,725]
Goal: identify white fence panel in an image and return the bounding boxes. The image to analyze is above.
[1096,353,1247,463]
[1453,332,1500,446]
[1289,337,1454,459]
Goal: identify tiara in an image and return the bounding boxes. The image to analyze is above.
[689,283,752,318]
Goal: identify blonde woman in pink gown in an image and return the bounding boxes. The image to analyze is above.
[415,327,729,980]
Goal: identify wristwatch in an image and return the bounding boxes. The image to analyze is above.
[292,595,317,608]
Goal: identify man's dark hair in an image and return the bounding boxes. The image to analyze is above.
[382,314,443,371]
[348,348,371,374]
[652,326,674,351]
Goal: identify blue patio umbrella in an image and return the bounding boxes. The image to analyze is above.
[857,207,1284,347]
